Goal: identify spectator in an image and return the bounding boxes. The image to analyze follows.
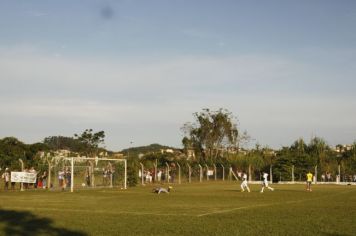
[58,169,65,190]
[11,173,16,190]
[2,168,10,190]
[146,171,152,183]
[157,170,162,182]
[23,168,29,189]
[111,166,116,186]
[37,176,43,188]
[237,171,242,179]
[321,174,325,182]
[85,168,91,187]
[102,168,108,186]
[29,167,37,188]
[11,181,16,190]
[42,171,48,189]
[327,172,332,182]
[65,168,71,188]
[170,164,176,183]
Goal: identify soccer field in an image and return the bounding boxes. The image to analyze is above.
[0,182,355,236]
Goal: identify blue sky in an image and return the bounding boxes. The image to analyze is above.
[1,0,355,150]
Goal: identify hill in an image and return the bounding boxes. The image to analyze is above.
[121,143,179,158]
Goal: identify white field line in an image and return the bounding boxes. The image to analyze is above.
[197,203,276,217]
[2,189,354,218]
[197,199,310,217]
[0,196,334,218]
[197,189,355,217]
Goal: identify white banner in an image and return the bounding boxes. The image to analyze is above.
[207,170,214,176]
[11,172,37,183]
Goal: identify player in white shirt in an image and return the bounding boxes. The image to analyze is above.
[153,186,172,194]
[240,173,250,192]
[261,172,274,193]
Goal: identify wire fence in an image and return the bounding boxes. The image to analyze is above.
[1,159,356,191]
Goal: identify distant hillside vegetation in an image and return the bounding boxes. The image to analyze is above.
[121,143,179,158]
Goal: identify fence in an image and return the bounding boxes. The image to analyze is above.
[0,157,127,192]
[2,159,356,191]
[137,160,356,185]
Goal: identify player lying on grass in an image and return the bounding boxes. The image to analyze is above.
[152,186,172,194]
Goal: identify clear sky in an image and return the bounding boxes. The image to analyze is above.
[1,0,355,150]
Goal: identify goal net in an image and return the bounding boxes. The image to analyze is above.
[51,157,127,192]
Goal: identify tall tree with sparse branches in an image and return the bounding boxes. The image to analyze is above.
[181,108,239,162]
[74,129,105,157]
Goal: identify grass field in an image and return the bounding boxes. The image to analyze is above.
[0,182,355,236]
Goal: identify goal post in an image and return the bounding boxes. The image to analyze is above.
[63,157,127,192]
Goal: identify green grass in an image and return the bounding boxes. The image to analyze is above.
[0,182,355,236]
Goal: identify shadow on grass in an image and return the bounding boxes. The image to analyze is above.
[0,209,87,236]
[322,233,352,236]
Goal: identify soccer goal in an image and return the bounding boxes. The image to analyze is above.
[60,157,127,192]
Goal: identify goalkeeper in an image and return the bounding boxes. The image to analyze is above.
[306,171,313,191]
[153,186,172,194]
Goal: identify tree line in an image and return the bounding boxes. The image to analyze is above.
[178,108,356,182]
[0,129,105,171]
[0,109,355,185]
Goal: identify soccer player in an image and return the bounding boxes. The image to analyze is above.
[261,172,274,193]
[306,171,313,191]
[153,186,172,194]
[240,173,250,192]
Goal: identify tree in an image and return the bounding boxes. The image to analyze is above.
[336,142,356,177]
[290,138,307,156]
[308,137,329,177]
[0,137,49,171]
[182,136,193,154]
[74,129,105,157]
[246,144,265,181]
[235,130,252,150]
[0,137,27,170]
[262,146,276,167]
[290,138,314,178]
[348,142,356,174]
[181,108,238,162]
[43,136,84,152]
[274,147,293,181]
